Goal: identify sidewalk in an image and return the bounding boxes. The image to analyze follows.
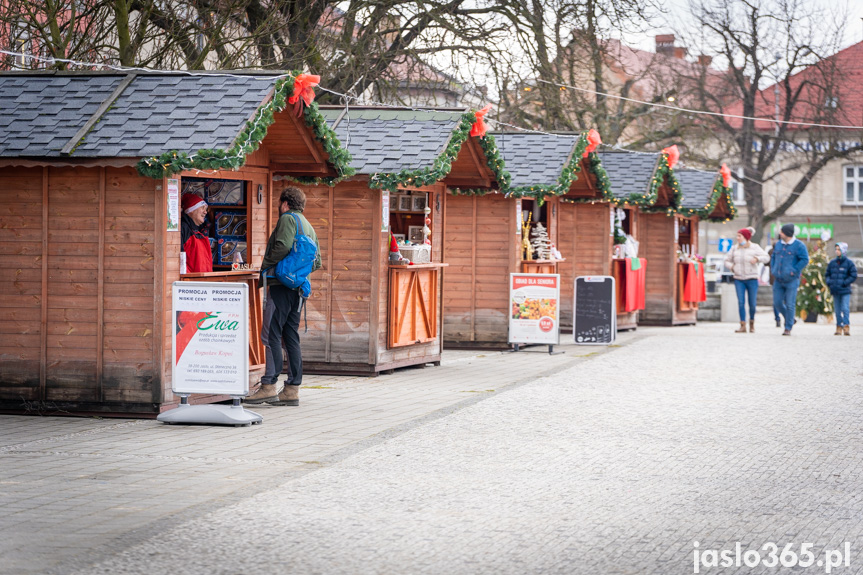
[0,329,641,575]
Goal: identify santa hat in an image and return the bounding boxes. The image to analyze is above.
[737,228,752,241]
[182,194,207,214]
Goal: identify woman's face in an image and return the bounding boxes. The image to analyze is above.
[836,246,842,257]
[736,233,746,244]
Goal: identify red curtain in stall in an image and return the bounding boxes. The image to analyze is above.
[683,262,707,303]
[624,257,647,312]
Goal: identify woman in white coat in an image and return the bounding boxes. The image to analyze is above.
[724,228,770,333]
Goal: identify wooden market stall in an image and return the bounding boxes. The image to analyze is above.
[282,106,507,373]
[0,71,350,416]
[441,132,578,348]
[592,150,682,330]
[660,169,737,323]
[637,161,729,326]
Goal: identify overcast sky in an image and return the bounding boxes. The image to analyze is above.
[624,0,863,54]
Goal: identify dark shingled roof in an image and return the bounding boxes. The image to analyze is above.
[597,150,660,200]
[676,169,720,210]
[491,132,576,188]
[0,75,124,156]
[0,73,279,158]
[319,107,463,174]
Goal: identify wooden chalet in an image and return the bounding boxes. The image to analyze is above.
[441,132,577,347]
[292,106,507,373]
[647,168,737,324]
[0,71,349,416]
[595,150,682,330]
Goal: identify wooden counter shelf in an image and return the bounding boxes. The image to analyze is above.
[520,259,563,274]
[388,263,448,349]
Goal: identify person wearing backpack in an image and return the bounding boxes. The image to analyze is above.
[246,187,321,405]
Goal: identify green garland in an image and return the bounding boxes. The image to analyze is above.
[612,152,682,215]
[369,112,511,194]
[559,147,615,204]
[135,75,355,182]
[677,178,738,222]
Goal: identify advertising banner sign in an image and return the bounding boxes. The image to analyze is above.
[508,273,560,345]
[769,223,833,240]
[172,282,249,395]
[167,178,180,231]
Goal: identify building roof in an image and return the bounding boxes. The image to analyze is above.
[491,132,576,188]
[596,150,661,200]
[0,75,124,156]
[318,107,464,174]
[725,40,863,132]
[0,72,278,158]
[676,169,719,210]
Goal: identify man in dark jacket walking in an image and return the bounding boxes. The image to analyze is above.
[245,186,321,406]
[770,223,809,335]
[825,242,858,335]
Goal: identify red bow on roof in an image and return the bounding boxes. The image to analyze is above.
[662,145,680,169]
[582,128,602,157]
[470,104,493,138]
[288,74,321,113]
[720,163,732,187]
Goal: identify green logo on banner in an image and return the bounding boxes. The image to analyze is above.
[770,223,833,239]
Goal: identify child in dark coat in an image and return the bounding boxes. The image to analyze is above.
[825,242,858,335]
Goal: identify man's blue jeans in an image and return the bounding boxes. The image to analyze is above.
[734,278,759,321]
[835,292,851,327]
[773,278,801,331]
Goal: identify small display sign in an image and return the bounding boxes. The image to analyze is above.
[574,276,616,345]
[172,282,249,395]
[381,190,390,232]
[167,178,179,231]
[508,273,560,345]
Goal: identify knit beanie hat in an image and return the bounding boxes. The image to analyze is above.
[737,228,752,241]
[836,242,848,256]
[781,223,795,238]
[182,194,207,214]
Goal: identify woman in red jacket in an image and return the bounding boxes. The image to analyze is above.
[180,194,213,273]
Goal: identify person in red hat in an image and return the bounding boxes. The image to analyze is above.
[180,193,213,273]
[723,227,769,333]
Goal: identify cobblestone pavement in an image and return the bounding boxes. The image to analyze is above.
[4,313,863,575]
[0,330,631,575]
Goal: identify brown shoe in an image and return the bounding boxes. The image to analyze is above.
[244,383,279,404]
[749,320,755,333]
[735,321,747,333]
[835,326,843,336]
[845,325,851,336]
[782,329,791,336]
[271,384,299,406]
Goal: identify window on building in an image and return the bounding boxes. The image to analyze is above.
[731,167,745,205]
[844,165,863,205]
[825,96,839,108]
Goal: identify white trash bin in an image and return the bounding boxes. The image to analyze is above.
[720,282,739,323]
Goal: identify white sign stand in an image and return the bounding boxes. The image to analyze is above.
[157,281,262,427]
[508,273,563,355]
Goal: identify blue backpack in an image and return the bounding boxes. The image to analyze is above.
[271,212,317,298]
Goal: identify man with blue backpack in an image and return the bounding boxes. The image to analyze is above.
[246,187,321,406]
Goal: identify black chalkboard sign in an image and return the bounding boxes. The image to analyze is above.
[573,276,616,344]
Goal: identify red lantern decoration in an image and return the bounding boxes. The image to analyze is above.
[288,74,321,116]
[720,163,732,188]
[470,104,493,138]
[662,145,680,169]
[582,128,602,157]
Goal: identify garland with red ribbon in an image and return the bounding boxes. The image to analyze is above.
[719,163,732,187]
[661,144,680,169]
[470,104,493,137]
[288,73,321,116]
[582,128,602,157]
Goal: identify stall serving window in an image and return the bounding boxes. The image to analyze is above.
[181,177,249,268]
[389,189,433,264]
